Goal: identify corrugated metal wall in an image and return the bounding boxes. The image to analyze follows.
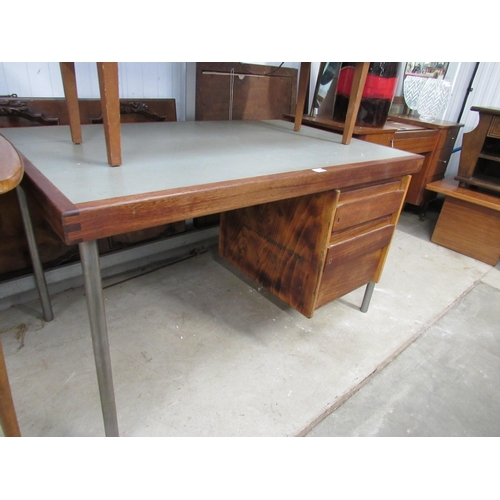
[446,62,500,178]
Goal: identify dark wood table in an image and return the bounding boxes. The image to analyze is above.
[2,119,422,436]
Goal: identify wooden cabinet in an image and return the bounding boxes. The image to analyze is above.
[455,106,500,193]
[219,176,410,318]
[195,62,298,121]
[284,113,462,208]
[390,115,462,206]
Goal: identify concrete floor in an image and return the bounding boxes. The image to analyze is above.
[1,204,499,437]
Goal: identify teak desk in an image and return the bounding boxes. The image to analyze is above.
[1,120,422,436]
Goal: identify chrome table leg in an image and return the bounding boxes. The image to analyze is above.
[16,185,54,322]
[360,281,376,313]
[79,240,119,437]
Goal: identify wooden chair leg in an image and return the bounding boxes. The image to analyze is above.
[294,62,311,132]
[60,62,83,144]
[0,338,21,437]
[342,62,370,145]
[97,62,122,167]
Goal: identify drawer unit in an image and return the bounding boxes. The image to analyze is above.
[219,176,411,318]
[316,178,409,310]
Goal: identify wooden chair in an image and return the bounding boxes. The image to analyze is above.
[294,62,370,145]
[0,134,54,437]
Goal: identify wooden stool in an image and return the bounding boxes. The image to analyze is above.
[0,134,54,436]
[60,62,122,166]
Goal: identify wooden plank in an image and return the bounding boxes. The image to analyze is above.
[59,62,82,144]
[426,179,500,212]
[0,338,21,437]
[0,135,23,194]
[342,62,370,145]
[96,62,122,167]
[294,62,311,132]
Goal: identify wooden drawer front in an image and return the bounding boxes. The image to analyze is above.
[316,225,394,308]
[327,224,394,267]
[316,247,384,309]
[392,130,439,153]
[332,181,405,232]
[488,116,500,138]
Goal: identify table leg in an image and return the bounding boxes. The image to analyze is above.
[16,185,54,322]
[360,281,375,313]
[79,240,119,437]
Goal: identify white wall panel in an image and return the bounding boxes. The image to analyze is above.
[0,62,188,120]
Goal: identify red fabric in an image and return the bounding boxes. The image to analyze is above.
[337,66,397,99]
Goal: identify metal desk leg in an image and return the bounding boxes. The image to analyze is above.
[360,281,376,313]
[16,185,54,322]
[79,240,119,437]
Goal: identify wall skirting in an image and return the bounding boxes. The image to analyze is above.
[0,227,218,313]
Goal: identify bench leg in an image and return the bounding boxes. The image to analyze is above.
[16,185,54,322]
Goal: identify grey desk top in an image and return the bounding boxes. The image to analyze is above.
[2,120,416,205]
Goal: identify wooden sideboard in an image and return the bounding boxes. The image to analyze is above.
[284,113,462,208]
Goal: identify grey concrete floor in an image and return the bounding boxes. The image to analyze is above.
[1,203,499,437]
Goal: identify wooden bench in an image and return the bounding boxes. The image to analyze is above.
[426,179,500,265]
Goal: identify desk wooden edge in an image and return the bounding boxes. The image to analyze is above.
[21,153,423,246]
